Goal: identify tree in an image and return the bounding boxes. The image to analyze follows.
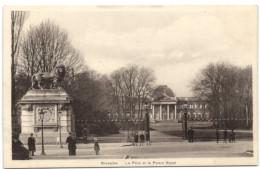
[11,11,28,113]
[18,20,84,79]
[107,65,155,119]
[191,62,253,129]
[135,67,155,118]
[11,11,29,133]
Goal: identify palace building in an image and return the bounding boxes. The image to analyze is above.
[150,85,210,121]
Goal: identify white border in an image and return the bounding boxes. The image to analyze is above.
[1,1,259,169]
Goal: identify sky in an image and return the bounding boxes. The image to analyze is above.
[22,6,257,97]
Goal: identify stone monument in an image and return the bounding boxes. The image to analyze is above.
[19,65,75,144]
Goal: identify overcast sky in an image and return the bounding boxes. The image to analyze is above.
[22,6,257,96]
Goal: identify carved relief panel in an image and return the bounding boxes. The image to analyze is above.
[35,104,57,125]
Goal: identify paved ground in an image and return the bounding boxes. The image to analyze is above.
[31,141,253,160]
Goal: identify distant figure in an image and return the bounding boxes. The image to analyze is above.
[229,132,232,143]
[94,138,100,155]
[82,128,88,144]
[134,132,139,146]
[231,130,236,143]
[223,129,228,143]
[188,127,194,143]
[216,129,219,143]
[145,131,151,146]
[187,128,190,142]
[66,133,77,156]
[27,133,36,156]
[140,132,145,146]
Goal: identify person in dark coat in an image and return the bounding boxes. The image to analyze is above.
[187,128,191,142]
[94,138,100,155]
[188,127,194,143]
[223,129,228,143]
[145,131,151,146]
[27,133,36,156]
[140,132,145,146]
[12,137,31,160]
[229,132,232,143]
[66,133,77,156]
[134,132,138,146]
[216,129,220,143]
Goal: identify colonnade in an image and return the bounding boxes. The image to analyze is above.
[151,103,177,120]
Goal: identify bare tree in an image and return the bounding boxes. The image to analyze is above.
[18,20,84,79]
[191,62,253,128]
[135,67,155,118]
[108,65,155,119]
[11,11,29,131]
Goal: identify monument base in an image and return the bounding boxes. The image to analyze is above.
[19,88,75,145]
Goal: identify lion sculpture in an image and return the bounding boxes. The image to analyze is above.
[31,65,66,89]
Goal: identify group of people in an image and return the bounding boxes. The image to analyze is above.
[216,129,236,143]
[133,131,151,146]
[65,132,100,156]
[12,132,100,159]
[12,128,237,159]
[12,133,35,160]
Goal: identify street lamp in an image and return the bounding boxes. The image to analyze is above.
[183,102,188,140]
[58,111,63,148]
[39,109,46,155]
[144,102,150,136]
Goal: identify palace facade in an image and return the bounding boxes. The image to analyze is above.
[150,85,210,121]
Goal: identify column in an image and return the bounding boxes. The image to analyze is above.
[159,105,162,120]
[167,105,169,120]
[152,105,155,119]
[174,104,177,119]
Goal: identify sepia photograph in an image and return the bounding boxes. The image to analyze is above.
[3,5,258,168]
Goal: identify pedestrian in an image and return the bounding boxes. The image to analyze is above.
[189,127,194,143]
[134,132,139,146]
[82,128,88,144]
[140,132,145,146]
[229,132,232,143]
[66,133,77,156]
[223,129,228,143]
[187,128,191,142]
[12,136,31,160]
[27,133,36,156]
[145,131,151,146]
[231,130,236,143]
[216,129,219,143]
[94,138,100,155]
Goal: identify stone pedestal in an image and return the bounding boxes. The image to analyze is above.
[19,89,75,145]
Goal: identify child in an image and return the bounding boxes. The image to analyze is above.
[94,138,100,155]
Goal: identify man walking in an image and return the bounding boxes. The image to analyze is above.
[66,133,77,155]
[28,133,36,156]
[140,132,145,146]
[223,129,228,143]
